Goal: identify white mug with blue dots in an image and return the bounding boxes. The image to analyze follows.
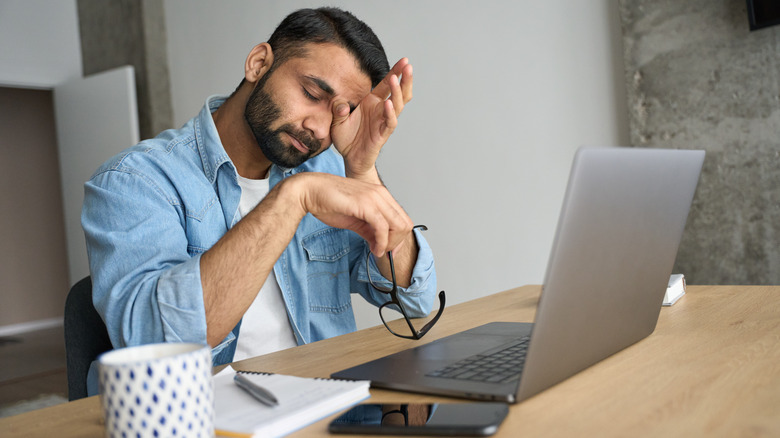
[98,343,214,438]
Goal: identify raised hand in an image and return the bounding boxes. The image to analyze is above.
[330,58,414,182]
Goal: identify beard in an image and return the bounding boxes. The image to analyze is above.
[244,74,322,169]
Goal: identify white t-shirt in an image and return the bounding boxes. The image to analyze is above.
[231,174,297,361]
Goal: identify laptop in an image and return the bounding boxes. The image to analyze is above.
[332,147,705,403]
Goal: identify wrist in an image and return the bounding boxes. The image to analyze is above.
[346,165,382,185]
[275,173,310,221]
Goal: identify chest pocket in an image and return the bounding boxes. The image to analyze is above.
[184,195,226,256]
[302,228,352,313]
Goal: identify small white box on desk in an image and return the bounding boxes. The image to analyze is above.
[663,274,686,306]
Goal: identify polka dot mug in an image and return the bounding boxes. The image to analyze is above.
[98,343,214,438]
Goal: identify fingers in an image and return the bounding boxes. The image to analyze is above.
[373,58,408,98]
[331,100,351,127]
[373,58,414,116]
[331,57,412,161]
[398,63,413,107]
[387,74,405,119]
[353,216,409,258]
[358,185,411,257]
[367,211,390,258]
[376,183,413,254]
[379,99,398,139]
[297,174,412,257]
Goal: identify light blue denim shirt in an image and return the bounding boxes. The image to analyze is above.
[82,95,437,394]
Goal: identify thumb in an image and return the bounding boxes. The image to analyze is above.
[331,100,350,126]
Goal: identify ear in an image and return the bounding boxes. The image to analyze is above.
[245,43,274,83]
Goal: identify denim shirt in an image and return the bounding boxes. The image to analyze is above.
[82,95,437,394]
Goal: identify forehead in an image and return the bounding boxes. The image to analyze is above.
[277,43,373,103]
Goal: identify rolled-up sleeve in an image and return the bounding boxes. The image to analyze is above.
[353,226,437,317]
[82,167,209,350]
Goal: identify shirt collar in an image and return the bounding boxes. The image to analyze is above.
[194,95,233,184]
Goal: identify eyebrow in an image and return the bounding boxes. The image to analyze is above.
[304,75,357,112]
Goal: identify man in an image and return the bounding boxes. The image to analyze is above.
[81,7,437,394]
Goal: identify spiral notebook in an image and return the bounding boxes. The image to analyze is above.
[214,366,370,437]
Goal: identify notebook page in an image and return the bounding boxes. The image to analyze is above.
[214,366,369,437]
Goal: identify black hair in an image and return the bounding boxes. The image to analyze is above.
[233,7,389,95]
[267,7,389,87]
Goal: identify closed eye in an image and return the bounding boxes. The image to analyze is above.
[302,86,320,102]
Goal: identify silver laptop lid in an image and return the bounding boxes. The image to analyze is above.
[517,147,704,401]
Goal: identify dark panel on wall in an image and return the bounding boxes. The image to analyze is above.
[0,87,70,325]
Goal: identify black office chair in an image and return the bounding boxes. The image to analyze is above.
[64,276,113,400]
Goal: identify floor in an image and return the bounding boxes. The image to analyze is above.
[0,325,69,418]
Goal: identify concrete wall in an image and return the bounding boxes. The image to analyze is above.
[77,0,172,139]
[619,0,779,284]
[164,0,631,329]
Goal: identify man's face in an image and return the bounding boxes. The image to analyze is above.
[245,43,372,168]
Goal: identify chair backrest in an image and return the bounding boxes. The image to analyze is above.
[64,276,113,400]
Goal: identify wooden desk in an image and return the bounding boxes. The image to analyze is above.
[2,285,779,437]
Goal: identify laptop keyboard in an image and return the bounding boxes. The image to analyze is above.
[426,336,530,384]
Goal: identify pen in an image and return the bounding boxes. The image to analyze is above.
[234,373,279,407]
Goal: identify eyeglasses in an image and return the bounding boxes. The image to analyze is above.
[365,225,446,340]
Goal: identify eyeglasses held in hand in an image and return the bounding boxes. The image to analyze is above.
[365,225,446,340]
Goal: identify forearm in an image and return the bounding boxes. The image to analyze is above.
[201,169,414,346]
[358,226,437,318]
[200,176,306,347]
[373,231,418,288]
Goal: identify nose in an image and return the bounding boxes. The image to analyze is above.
[302,109,332,142]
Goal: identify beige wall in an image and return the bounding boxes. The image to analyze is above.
[0,87,70,326]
